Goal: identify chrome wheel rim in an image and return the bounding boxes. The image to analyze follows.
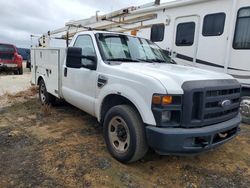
[108,116,130,153]
[240,99,250,117]
[40,84,46,104]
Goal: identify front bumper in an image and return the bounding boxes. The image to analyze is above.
[146,114,241,154]
[0,63,18,70]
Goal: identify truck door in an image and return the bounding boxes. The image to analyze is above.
[62,35,98,116]
[172,16,200,67]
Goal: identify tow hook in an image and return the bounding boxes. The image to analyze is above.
[218,132,228,138]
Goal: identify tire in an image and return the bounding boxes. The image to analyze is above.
[18,67,23,75]
[14,70,19,75]
[38,79,56,105]
[26,61,31,69]
[242,117,250,125]
[240,97,250,124]
[103,105,148,163]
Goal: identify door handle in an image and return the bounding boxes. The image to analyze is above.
[64,67,68,77]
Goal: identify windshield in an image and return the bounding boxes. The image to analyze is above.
[0,44,15,53]
[96,33,171,63]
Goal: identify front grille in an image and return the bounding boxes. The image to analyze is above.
[182,80,241,128]
[198,88,240,126]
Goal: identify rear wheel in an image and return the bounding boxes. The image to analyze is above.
[39,79,56,105]
[103,105,148,163]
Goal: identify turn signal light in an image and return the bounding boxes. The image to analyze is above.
[162,96,173,105]
[131,30,138,36]
[152,95,173,105]
[152,95,162,105]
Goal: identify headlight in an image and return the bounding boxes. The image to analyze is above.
[161,111,171,123]
[151,94,182,127]
[152,94,181,106]
[152,95,173,105]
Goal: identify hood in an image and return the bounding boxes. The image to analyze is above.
[113,63,234,94]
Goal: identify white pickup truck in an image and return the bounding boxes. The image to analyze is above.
[31,31,241,163]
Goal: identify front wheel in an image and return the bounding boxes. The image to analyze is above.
[18,67,23,75]
[103,105,148,163]
[13,69,19,75]
[39,79,56,105]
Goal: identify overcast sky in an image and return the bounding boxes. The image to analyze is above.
[0,0,174,48]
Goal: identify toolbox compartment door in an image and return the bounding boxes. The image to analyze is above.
[32,49,62,98]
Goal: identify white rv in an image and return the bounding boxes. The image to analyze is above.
[133,0,250,92]
[39,0,250,122]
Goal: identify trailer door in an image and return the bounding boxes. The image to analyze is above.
[229,4,250,87]
[172,16,199,67]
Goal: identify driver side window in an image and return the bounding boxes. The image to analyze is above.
[74,35,96,66]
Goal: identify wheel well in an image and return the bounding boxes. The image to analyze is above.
[100,94,142,125]
[242,87,250,97]
[37,76,43,86]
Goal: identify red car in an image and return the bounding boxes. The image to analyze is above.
[0,43,23,75]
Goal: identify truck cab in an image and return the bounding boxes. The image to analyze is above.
[31,31,241,163]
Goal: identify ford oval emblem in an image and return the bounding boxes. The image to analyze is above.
[220,99,232,108]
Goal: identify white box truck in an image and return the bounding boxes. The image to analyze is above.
[31,30,241,163]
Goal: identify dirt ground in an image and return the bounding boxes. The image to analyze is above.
[0,88,250,188]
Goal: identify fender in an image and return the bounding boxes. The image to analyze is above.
[95,83,158,126]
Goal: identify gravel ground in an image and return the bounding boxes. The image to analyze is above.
[0,62,31,96]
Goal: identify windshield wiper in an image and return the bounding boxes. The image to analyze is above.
[148,59,166,63]
[137,58,166,63]
[106,58,140,62]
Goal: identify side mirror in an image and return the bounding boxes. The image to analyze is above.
[66,47,97,70]
[66,47,82,68]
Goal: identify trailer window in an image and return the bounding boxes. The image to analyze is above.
[150,24,165,42]
[176,22,195,46]
[233,7,250,49]
[202,13,226,36]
